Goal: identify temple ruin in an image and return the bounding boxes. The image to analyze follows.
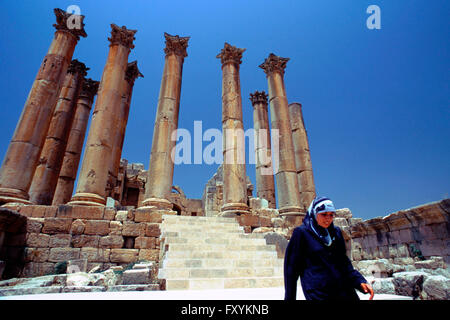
[0,9,448,298]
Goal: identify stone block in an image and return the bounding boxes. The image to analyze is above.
[134,209,163,223]
[21,262,55,278]
[109,221,122,235]
[138,249,159,262]
[71,235,100,248]
[104,208,116,220]
[122,222,146,237]
[42,218,73,234]
[24,247,50,262]
[99,235,124,248]
[134,237,156,249]
[122,269,151,285]
[67,259,88,273]
[49,234,72,247]
[26,218,44,233]
[26,233,50,248]
[115,211,128,222]
[84,220,110,236]
[70,219,86,235]
[237,214,260,227]
[57,205,104,220]
[80,248,110,263]
[48,248,80,262]
[145,223,161,237]
[110,249,138,263]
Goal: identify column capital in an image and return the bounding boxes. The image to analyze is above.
[259,53,290,76]
[125,60,144,83]
[108,24,137,49]
[79,78,99,100]
[163,32,190,58]
[249,90,268,106]
[216,43,245,66]
[53,8,87,40]
[67,59,89,77]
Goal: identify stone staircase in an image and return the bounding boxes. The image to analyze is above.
[158,215,284,290]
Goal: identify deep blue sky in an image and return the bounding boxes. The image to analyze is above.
[0,1,449,220]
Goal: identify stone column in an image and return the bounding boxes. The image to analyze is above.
[250,91,276,209]
[217,43,250,216]
[259,53,302,215]
[68,24,136,206]
[0,8,86,205]
[29,60,89,205]
[289,102,316,210]
[52,78,99,205]
[107,61,143,199]
[142,33,189,210]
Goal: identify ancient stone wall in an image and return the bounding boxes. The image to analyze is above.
[1,205,171,279]
[345,200,450,265]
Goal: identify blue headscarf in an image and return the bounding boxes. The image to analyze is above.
[303,196,336,246]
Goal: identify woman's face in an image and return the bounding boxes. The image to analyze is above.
[316,211,335,228]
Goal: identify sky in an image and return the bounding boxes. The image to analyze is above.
[0,0,449,221]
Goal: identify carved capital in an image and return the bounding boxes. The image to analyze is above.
[163,32,190,58]
[108,24,137,49]
[125,61,144,83]
[53,8,87,40]
[67,59,89,77]
[259,53,289,76]
[79,78,99,101]
[249,91,268,106]
[216,43,245,66]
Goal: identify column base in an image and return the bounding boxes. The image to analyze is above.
[219,202,250,217]
[0,187,32,205]
[67,192,106,207]
[278,205,305,216]
[140,197,173,210]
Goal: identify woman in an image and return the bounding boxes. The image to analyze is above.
[284,196,374,300]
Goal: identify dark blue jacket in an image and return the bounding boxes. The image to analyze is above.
[284,214,367,300]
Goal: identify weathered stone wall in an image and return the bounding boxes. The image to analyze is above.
[0,208,27,279]
[2,205,171,279]
[345,200,450,264]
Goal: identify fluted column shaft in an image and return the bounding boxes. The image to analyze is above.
[289,102,316,210]
[29,60,88,205]
[259,54,302,215]
[107,61,143,199]
[69,24,136,206]
[0,9,86,205]
[52,79,99,205]
[250,91,276,209]
[217,43,249,216]
[142,33,189,210]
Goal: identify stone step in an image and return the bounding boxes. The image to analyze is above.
[164,250,278,260]
[162,236,267,246]
[162,215,237,223]
[161,224,244,232]
[161,231,266,239]
[162,258,283,269]
[159,267,283,279]
[164,277,284,290]
[165,243,277,252]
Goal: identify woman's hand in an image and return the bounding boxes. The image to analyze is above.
[361,282,374,300]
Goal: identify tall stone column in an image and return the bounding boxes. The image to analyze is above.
[142,33,189,210]
[0,8,86,205]
[29,60,89,205]
[289,102,316,210]
[250,91,276,209]
[217,43,250,216]
[259,53,302,215]
[107,61,143,199]
[68,24,136,206]
[52,78,99,205]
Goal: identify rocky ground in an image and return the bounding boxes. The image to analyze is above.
[355,256,450,300]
